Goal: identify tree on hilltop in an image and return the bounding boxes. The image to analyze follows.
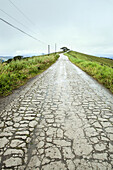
[60,47,70,52]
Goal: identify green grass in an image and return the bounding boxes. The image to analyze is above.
[65,51,113,93]
[0,53,60,96]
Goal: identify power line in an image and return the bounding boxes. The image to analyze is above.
[0,8,31,31]
[0,8,44,39]
[0,18,45,43]
[8,0,45,40]
[8,0,34,25]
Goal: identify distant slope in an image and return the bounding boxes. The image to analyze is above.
[67,51,113,68]
[98,54,113,60]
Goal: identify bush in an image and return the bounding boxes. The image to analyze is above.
[13,55,23,60]
[6,58,12,63]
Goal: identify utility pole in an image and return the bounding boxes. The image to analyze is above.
[55,43,57,54]
[48,45,50,55]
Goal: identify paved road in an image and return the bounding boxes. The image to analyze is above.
[0,54,113,170]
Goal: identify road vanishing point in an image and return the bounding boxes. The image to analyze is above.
[0,54,113,169]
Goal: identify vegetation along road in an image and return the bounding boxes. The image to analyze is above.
[0,54,113,169]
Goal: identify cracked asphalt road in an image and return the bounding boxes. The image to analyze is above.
[0,54,113,170]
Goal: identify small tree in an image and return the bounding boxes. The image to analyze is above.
[60,47,70,52]
[13,55,23,61]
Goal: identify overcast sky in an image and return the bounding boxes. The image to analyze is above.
[0,0,113,56]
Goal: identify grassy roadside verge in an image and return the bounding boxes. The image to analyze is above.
[65,51,113,93]
[0,53,60,96]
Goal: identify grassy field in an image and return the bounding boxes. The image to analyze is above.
[0,53,60,96]
[65,51,113,93]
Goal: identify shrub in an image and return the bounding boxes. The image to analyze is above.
[13,55,23,60]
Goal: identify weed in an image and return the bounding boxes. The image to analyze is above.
[65,51,113,93]
[0,53,60,96]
